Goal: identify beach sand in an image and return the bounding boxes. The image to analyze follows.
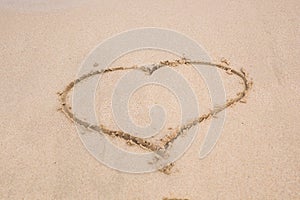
[0,0,299,199]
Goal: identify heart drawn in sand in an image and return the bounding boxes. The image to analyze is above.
[58,28,252,173]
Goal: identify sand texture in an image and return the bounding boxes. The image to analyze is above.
[0,0,299,199]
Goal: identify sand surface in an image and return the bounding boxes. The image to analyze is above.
[1,0,299,199]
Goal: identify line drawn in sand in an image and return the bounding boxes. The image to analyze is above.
[58,57,252,174]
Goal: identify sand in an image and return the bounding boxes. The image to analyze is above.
[0,0,299,199]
